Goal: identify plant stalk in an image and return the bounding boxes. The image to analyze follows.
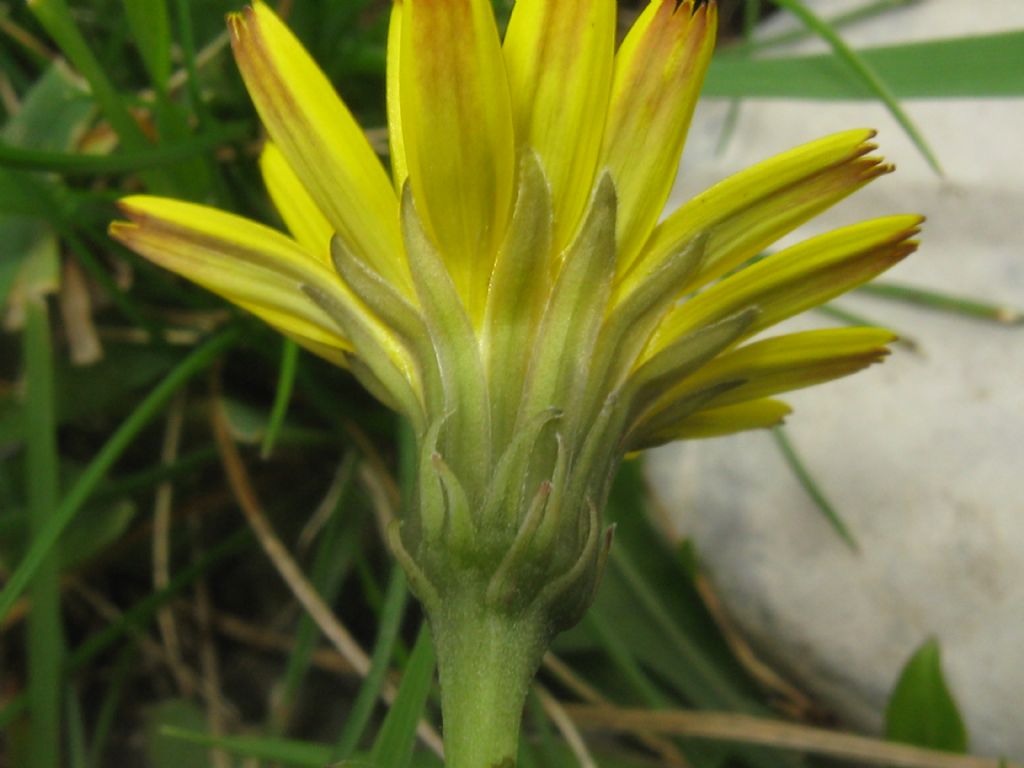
[431,590,549,768]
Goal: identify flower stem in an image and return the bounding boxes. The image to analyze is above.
[431,591,549,768]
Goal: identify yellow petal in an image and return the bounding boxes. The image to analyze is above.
[110,196,351,353]
[602,0,716,267]
[619,129,891,295]
[503,0,615,250]
[229,3,406,290]
[386,2,406,190]
[647,215,923,359]
[637,398,792,448]
[259,142,333,262]
[399,0,516,322]
[279,331,349,367]
[659,327,896,411]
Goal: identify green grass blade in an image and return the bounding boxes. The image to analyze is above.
[707,31,1024,100]
[122,0,171,92]
[270,458,359,734]
[24,293,63,768]
[66,686,88,768]
[771,426,859,551]
[260,338,300,458]
[160,727,334,767]
[0,123,247,174]
[27,0,172,192]
[727,0,920,57]
[88,644,137,768]
[67,531,250,674]
[334,566,410,759]
[608,546,751,711]
[585,608,668,706]
[89,446,218,501]
[0,325,240,624]
[856,281,1024,325]
[369,625,436,768]
[814,302,916,350]
[767,0,941,174]
[172,0,207,121]
[0,534,245,733]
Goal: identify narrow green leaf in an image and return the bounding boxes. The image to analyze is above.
[172,0,207,122]
[815,302,916,350]
[24,292,63,768]
[27,0,173,191]
[369,625,436,768]
[771,426,859,551]
[67,531,250,675]
[857,281,1024,325]
[767,0,941,174]
[160,727,334,767]
[146,702,212,768]
[65,687,88,768]
[0,326,240,624]
[0,531,250,730]
[334,567,410,759]
[261,338,300,458]
[90,446,218,503]
[727,0,921,58]
[608,546,751,712]
[122,0,171,91]
[0,123,247,175]
[88,645,137,768]
[707,32,1024,100]
[885,638,968,752]
[270,459,359,734]
[0,246,23,308]
[585,608,668,706]
[0,500,135,572]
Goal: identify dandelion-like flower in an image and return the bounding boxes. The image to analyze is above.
[110,0,920,763]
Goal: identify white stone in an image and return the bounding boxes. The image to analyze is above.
[646,0,1024,759]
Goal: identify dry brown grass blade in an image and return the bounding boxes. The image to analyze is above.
[564,705,1017,768]
[189,517,230,768]
[58,258,102,365]
[208,384,445,758]
[542,653,690,768]
[692,572,821,720]
[195,607,357,676]
[69,581,240,724]
[535,684,598,768]
[153,390,191,697]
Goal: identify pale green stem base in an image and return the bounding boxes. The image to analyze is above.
[431,592,549,768]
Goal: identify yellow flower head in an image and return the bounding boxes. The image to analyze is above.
[110,0,919,635]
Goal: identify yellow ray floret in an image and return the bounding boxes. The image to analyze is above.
[649,326,895,420]
[109,197,419,388]
[641,398,793,447]
[110,197,350,351]
[618,129,891,296]
[259,142,334,262]
[602,0,717,267]
[647,215,923,359]
[229,2,406,291]
[398,0,516,324]
[503,0,615,251]
[386,3,406,190]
